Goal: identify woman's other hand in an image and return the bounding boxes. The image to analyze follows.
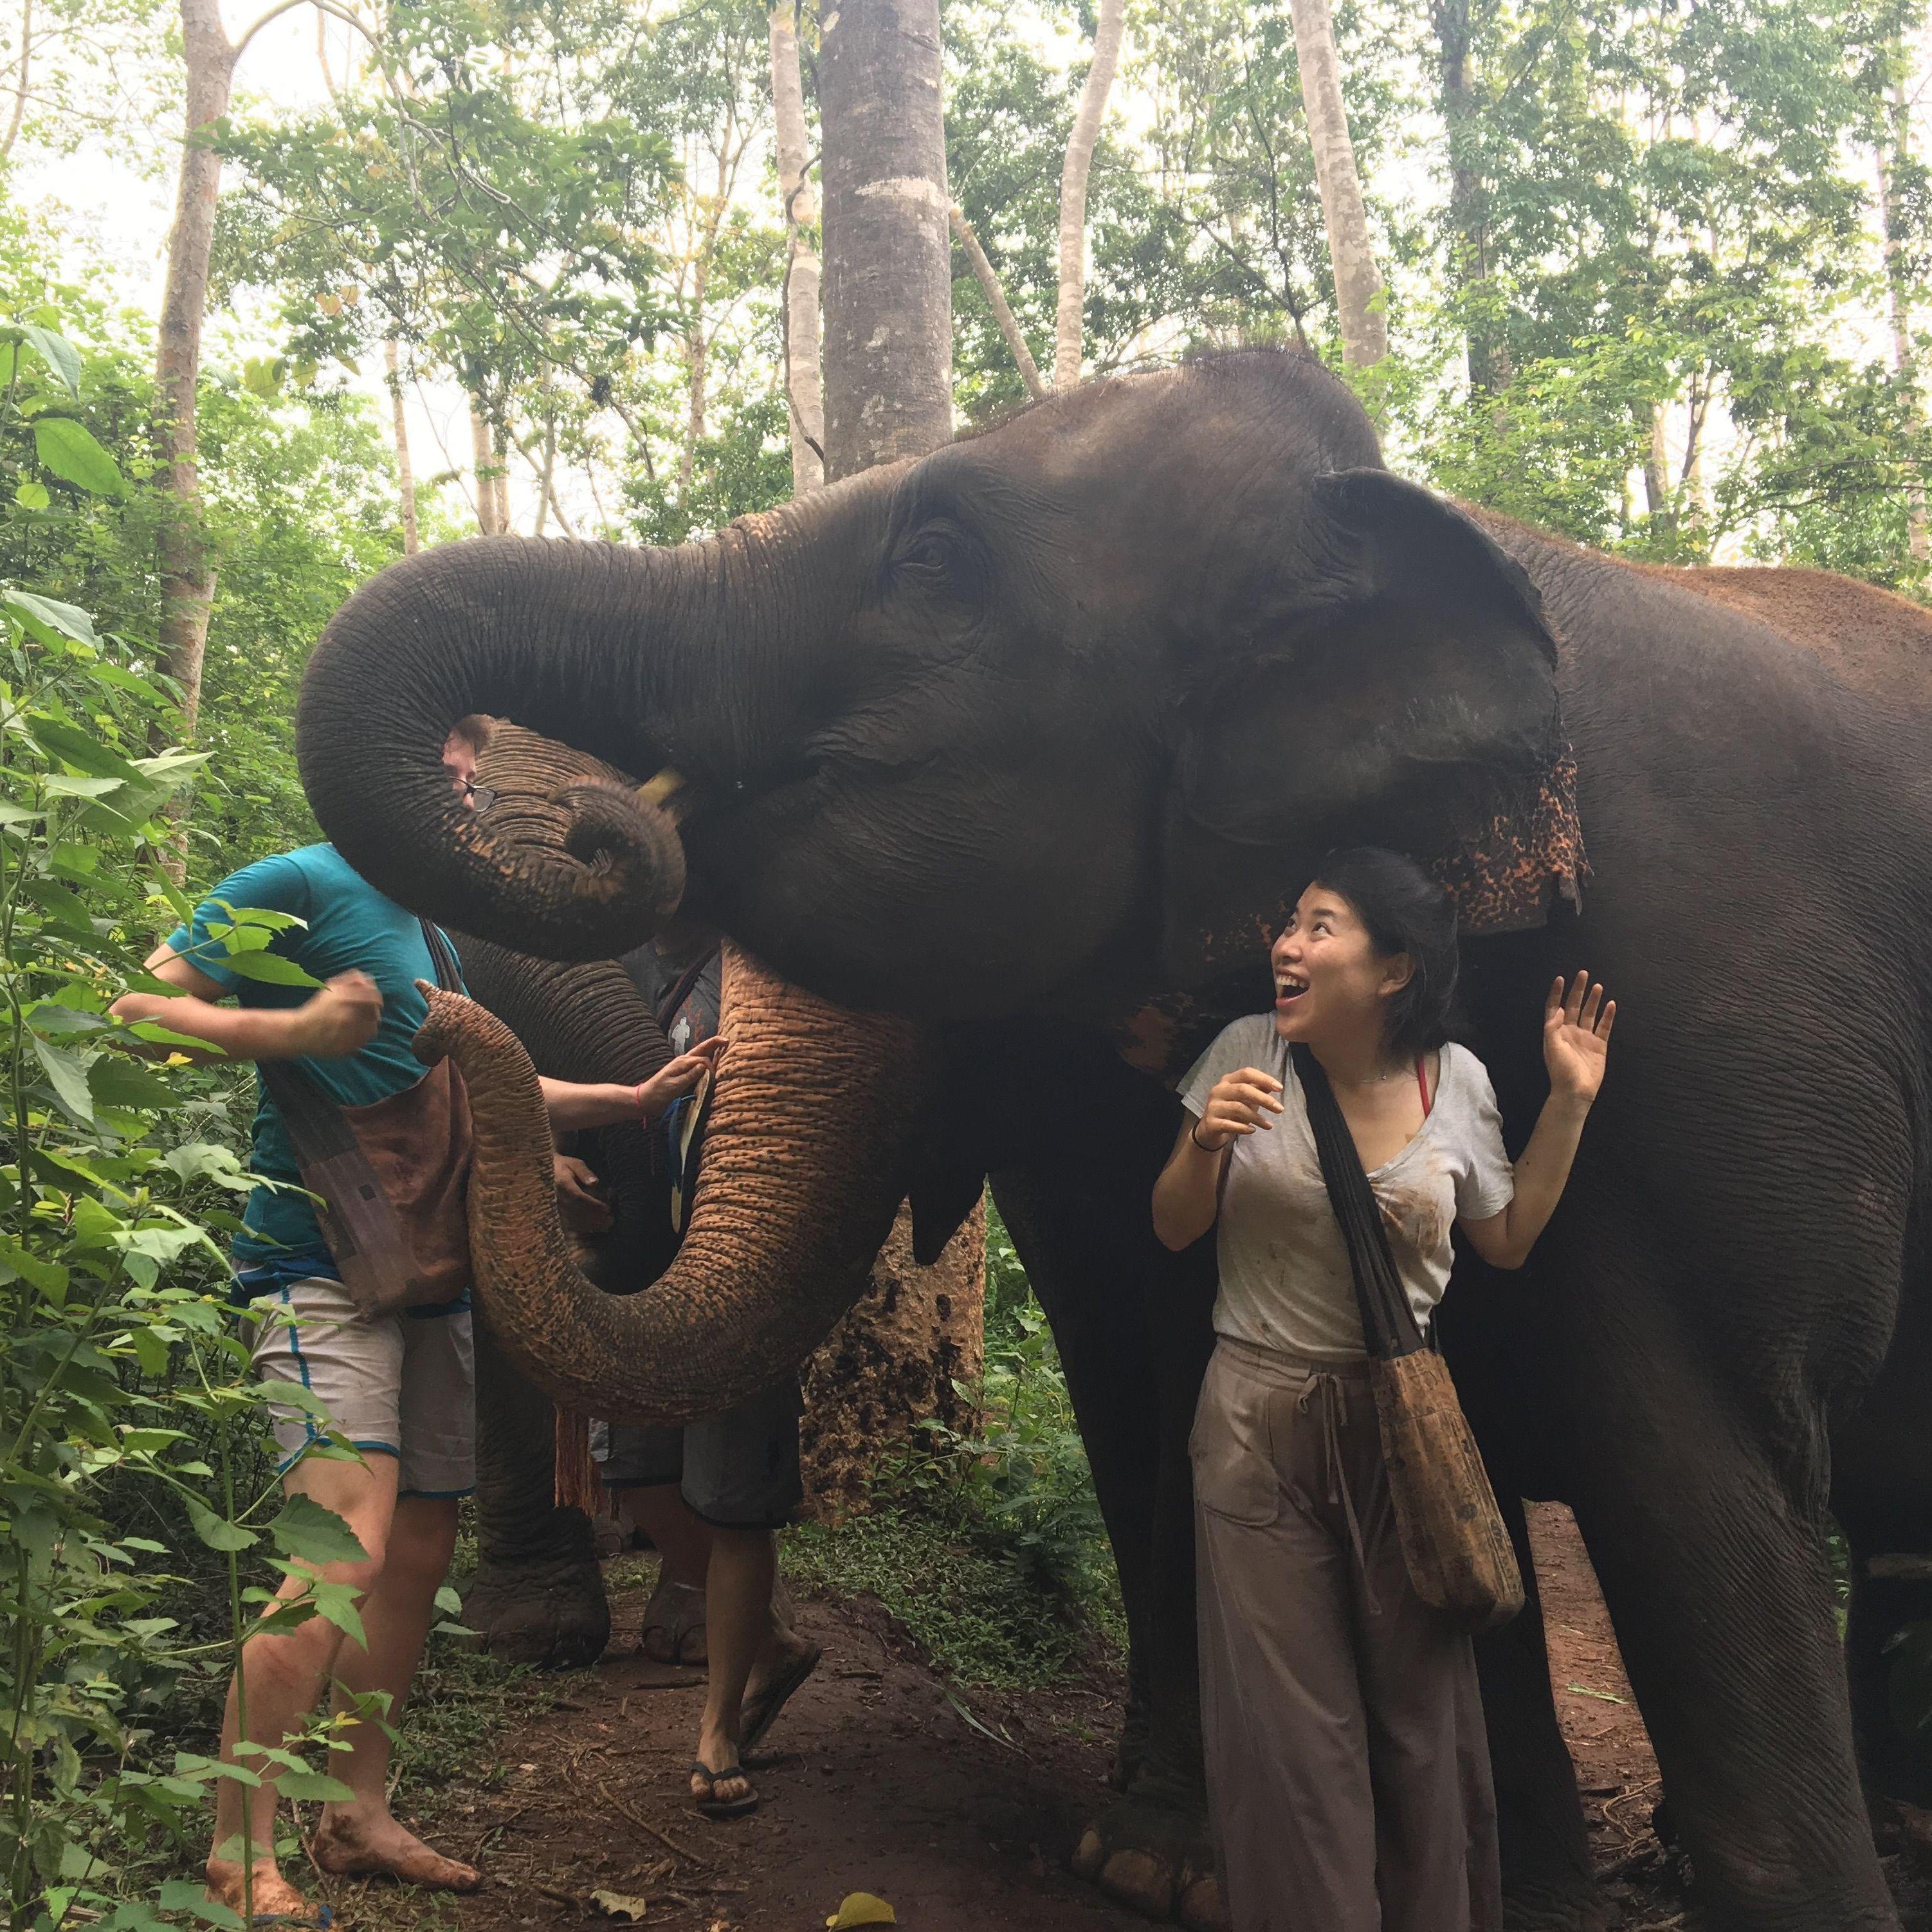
[637,1035,723,1122]
[1194,1068,1286,1153]
[1543,971,1614,1107]
[553,1153,614,1233]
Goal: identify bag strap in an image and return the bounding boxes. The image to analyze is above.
[1288,1041,1426,1362]
[419,918,462,994]
[653,946,719,1035]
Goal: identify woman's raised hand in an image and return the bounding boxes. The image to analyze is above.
[1193,1067,1285,1153]
[1543,971,1615,1107]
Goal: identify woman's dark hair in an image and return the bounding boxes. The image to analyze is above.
[1308,846,1460,1054]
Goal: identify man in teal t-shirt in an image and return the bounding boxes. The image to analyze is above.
[111,760,717,1925]
[163,843,469,1286]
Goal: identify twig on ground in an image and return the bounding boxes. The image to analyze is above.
[1594,1844,1657,1884]
[605,1788,716,1871]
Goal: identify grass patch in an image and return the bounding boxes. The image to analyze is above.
[782,1508,1116,1689]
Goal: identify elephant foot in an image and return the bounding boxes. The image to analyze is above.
[638,1574,707,1666]
[1070,1790,1216,1924]
[461,1555,610,1668]
[1499,1888,1613,1932]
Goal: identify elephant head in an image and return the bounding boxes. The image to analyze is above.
[302,349,1571,1414]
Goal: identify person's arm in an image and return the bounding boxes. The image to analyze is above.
[1459,972,1615,1272]
[538,1036,724,1131]
[1151,1065,1284,1251]
[109,946,384,1064]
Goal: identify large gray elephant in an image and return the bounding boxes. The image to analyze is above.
[299,349,1932,1932]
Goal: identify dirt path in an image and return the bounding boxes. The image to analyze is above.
[336,1507,1926,1931]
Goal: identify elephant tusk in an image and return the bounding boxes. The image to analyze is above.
[637,767,686,808]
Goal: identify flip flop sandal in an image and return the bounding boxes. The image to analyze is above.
[738,1639,823,1756]
[639,1577,707,1666]
[689,1760,759,1819]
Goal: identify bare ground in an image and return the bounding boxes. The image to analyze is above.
[313,1505,1928,1931]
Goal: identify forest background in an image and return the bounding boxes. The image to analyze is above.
[0,0,1927,1921]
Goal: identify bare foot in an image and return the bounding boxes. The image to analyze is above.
[311,1809,480,1892]
[204,1858,328,1925]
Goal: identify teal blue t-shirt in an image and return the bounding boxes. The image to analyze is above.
[165,844,465,1277]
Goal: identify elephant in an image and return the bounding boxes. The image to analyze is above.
[441,719,693,1668]
[297,347,1932,1932]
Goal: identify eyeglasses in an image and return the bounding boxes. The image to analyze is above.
[462,778,498,813]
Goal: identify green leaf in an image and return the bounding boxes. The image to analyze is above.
[20,324,82,397]
[14,482,50,511]
[29,1032,95,1122]
[88,1056,178,1112]
[33,416,124,496]
[275,1768,357,1803]
[27,713,142,780]
[269,1492,369,1565]
[0,1233,68,1296]
[183,1497,258,1553]
[219,949,322,987]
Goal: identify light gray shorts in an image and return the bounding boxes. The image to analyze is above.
[590,1377,803,1529]
[245,1275,477,1498]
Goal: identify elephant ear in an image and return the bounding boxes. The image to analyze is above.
[1162,468,1583,975]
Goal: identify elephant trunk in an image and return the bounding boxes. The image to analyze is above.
[296,520,844,961]
[415,947,927,1424]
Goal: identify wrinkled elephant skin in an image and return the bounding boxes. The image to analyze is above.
[302,352,1932,1932]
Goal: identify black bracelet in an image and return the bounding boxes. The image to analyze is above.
[1190,1120,1223,1154]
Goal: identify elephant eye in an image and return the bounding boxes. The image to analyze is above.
[892,520,980,599]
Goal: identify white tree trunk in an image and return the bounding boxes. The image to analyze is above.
[469,396,505,534]
[384,337,419,553]
[770,1,825,493]
[1054,0,1124,389]
[1285,0,1387,369]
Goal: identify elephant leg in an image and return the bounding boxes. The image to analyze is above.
[464,1308,611,1668]
[1574,1364,1899,1932]
[1474,1494,1605,1932]
[992,1095,1221,1929]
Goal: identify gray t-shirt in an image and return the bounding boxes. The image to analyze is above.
[1178,1016,1516,1361]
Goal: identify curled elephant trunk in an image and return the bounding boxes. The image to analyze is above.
[415,947,927,1423]
[296,526,830,962]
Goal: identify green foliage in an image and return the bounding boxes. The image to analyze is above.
[0,318,385,1932]
[792,1201,1122,1689]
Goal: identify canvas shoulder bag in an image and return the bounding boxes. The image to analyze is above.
[1288,1040,1524,1633]
[257,921,474,1320]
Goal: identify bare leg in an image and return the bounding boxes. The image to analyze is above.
[689,1527,778,1807]
[619,1484,711,1587]
[311,1494,478,1891]
[205,1455,399,1922]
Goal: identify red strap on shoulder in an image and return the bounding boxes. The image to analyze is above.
[1416,1055,1433,1118]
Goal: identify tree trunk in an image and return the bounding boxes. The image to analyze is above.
[1432,0,1508,391]
[819,0,953,477]
[3,0,33,161]
[1877,72,1928,564]
[1643,402,1670,519]
[809,0,977,1506]
[951,206,1046,401]
[1054,0,1125,390]
[469,395,504,534]
[770,1,825,494]
[154,0,237,758]
[385,338,420,553]
[1285,0,1387,369]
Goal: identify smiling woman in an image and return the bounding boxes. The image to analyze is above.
[1150,846,1614,1932]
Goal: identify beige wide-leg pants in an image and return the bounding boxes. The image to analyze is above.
[1192,1336,1502,1932]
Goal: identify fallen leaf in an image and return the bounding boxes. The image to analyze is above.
[826,1895,896,1929]
[591,1890,653,1920]
[1565,1683,1627,1704]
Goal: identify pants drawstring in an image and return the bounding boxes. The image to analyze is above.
[1297,1371,1381,1618]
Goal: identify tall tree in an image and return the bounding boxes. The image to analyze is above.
[805,0,981,1510]
[819,0,953,473]
[1876,64,1927,561]
[383,336,419,552]
[1054,0,1125,387]
[770,0,824,492]
[1283,0,1387,367]
[1432,0,1508,390]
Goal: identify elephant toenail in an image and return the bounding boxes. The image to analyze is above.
[1099,1848,1177,1917]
